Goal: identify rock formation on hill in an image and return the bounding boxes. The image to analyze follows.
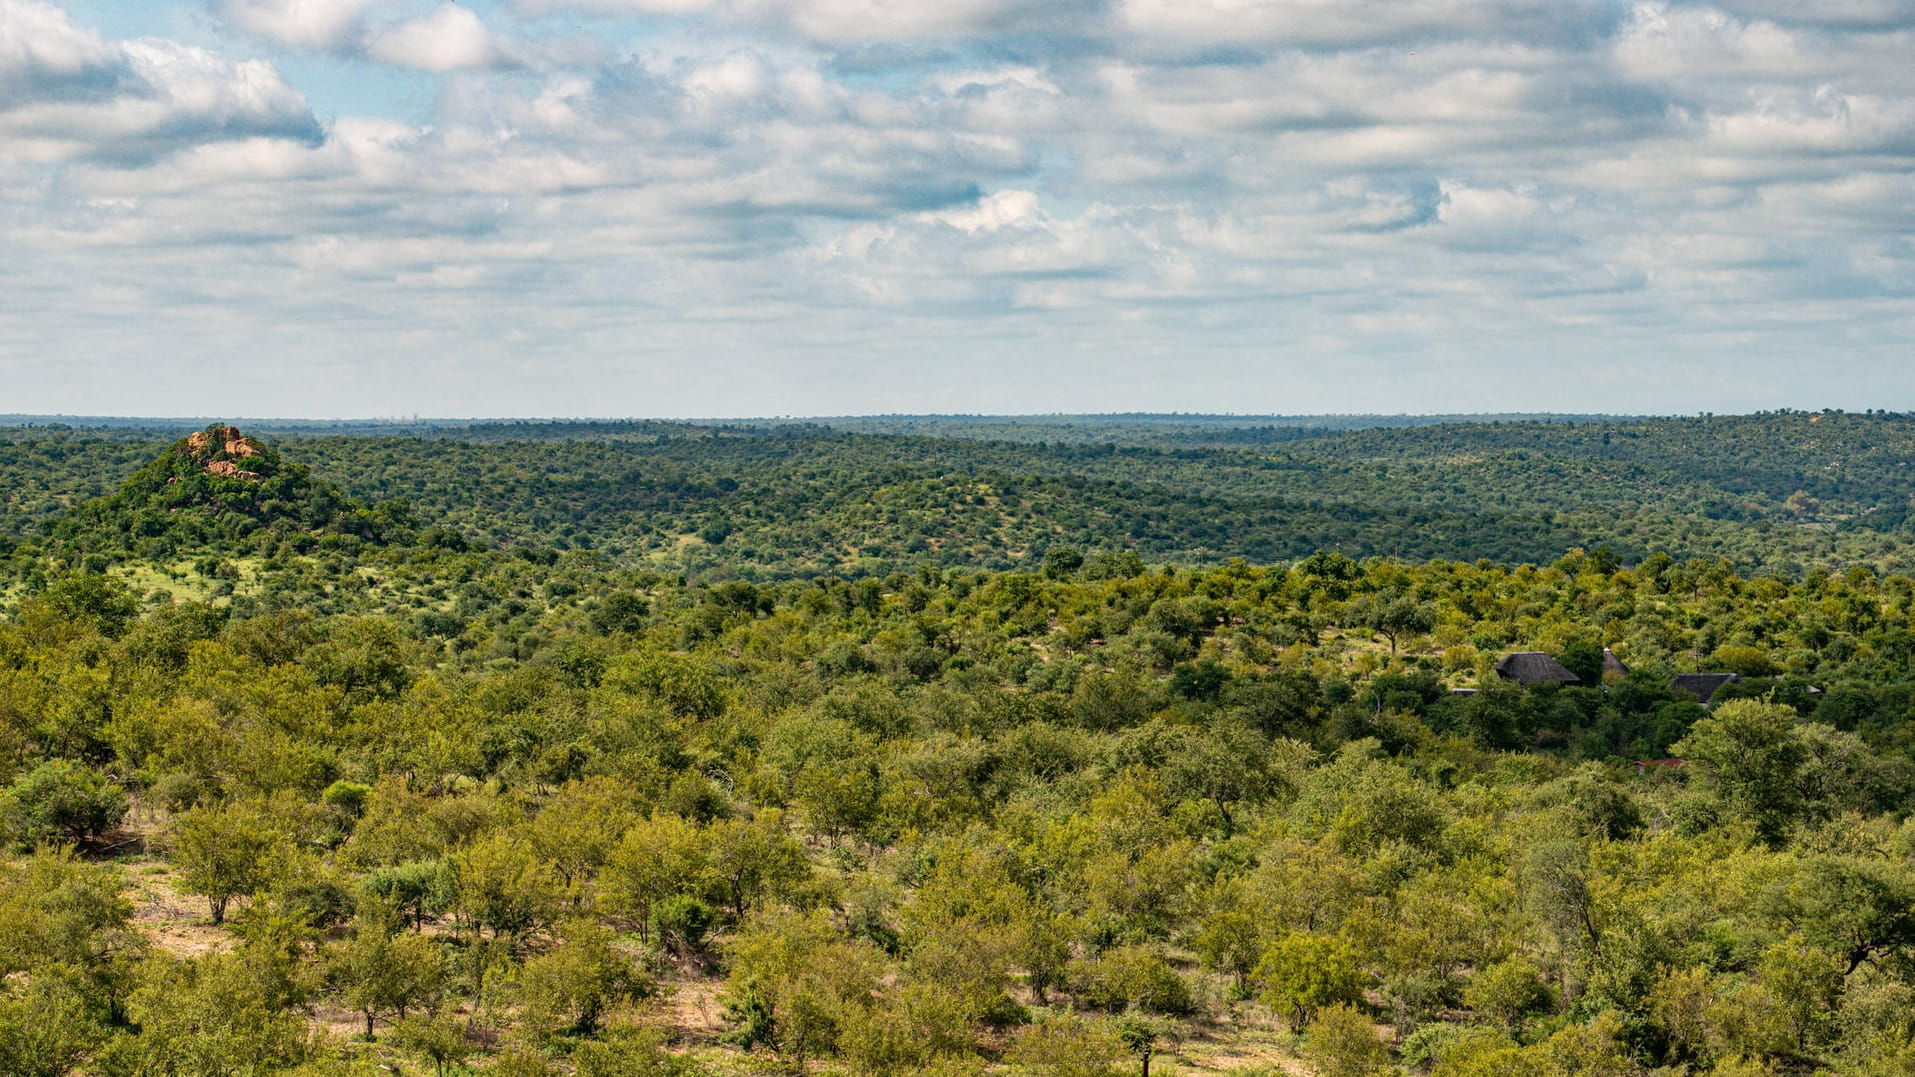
[46,423,387,560]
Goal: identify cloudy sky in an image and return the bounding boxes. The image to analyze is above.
[2,0,1912,418]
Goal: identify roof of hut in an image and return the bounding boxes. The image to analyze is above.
[1670,672,1741,703]
[1495,651,1582,686]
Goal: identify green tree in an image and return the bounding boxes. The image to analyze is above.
[447,831,559,942]
[170,798,283,924]
[1006,1013,1126,1077]
[1,761,129,849]
[389,1014,471,1077]
[333,912,445,1039]
[722,907,884,1065]
[123,950,313,1077]
[1116,1016,1160,1077]
[651,894,715,957]
[574,1028,701,1077]
[1672,700,1807,843]
[604,812,710,939]
[0,972,102,1077]
[1351,593,1434,656]
[0,847,138,1009]
[29,572,140,639]
[1071,945,1193,1016]
[527,776,642,891]
[520,919,648,1039]
[1464,957,1554,1030]
[706,811,809,920]
[1257,932,1366,1029]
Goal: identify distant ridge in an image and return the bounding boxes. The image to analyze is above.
[6,410,1914,578]
[2,412,1643,431]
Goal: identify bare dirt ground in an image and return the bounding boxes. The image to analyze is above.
[656,976,731,1046]
[1167,1003,1306,1074]
[123,858,230,957]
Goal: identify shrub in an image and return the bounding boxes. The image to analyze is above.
[1256,932,1366,1028]
[1463,957,1554,1029]
[520,920,649,1039]
[574,1029,696,1077]
[1006,1013,1127,1077]
[1304,1003,1391,1077]
[1,761,129,849]
[1071,945,1195,1016]
[650,894,715,957]
[321,780,373,819]
[359,861,451,930]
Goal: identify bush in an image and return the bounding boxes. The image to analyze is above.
[1257,932,1366,1029]
[0,966,102,1077]
[277,873,355,930]
[1463,957,1554,1029]
[1071,945,1194,1016]
[388,1015,471,1076]
[574,1029,696,1077]
[1,761,129,849]
[650,894,715,957]
[321,780,373,819]
[521,920,649,1039]
[1006,1013,1127,1077]
[359,861,451,930]
[1304,1003,1391,1077]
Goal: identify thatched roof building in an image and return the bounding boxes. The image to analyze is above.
[1670,672,1741,703]
[1495,652,1581,686]
[1602,648,1630,678]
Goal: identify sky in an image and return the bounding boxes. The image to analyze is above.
[2,0,1912,419]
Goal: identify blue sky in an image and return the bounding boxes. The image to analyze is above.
[2,0,1912,418]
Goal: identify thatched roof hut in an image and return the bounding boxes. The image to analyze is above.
[1602,648,1630,678]
[1670,672,1741,704]
[1495,652,1581,686]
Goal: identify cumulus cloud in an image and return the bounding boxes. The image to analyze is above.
[767,0,1054,45]
[512,0,1098,45]
[917,188,1041,232]
[1725,0,1915,29]
[0,0,319,162]
[1113,0,1617,56]
[214,0,376,49]
[1,0,125,96]
[364,4,512,70]
[4,0,1915,416]
[212,0,522,71]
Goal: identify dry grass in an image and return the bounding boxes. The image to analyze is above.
[654,976,731,1046]
[122,856,230,957]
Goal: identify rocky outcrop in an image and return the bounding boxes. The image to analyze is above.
[205,459,262,480]
[184,424,265,480]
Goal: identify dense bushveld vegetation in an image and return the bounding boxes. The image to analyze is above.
[5,420,1915,1076]
[8,410,1915,583]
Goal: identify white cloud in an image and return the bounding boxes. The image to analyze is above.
[1427,182,1569,251]
[511,0,1080,44]
[1722,0,1915,30]
[5,0,1915,416]
[933,66,1058,96]
[0,1,318,163]
[214,0,525,71]
[0,0,117,85]
[1115,0,1609,54]
[215,0,375,49]
[918,188,1041,232]
[511,0,717,12]
[769,0,1035,44]
[365,4,510,70]
[1615,2,1807,81]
